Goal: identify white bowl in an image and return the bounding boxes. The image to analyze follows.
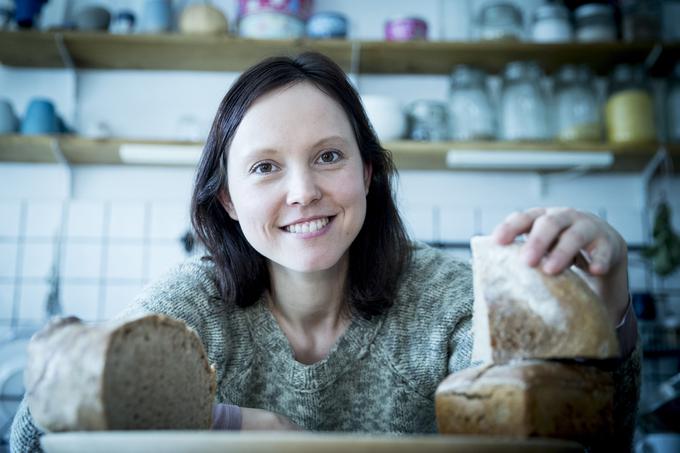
[361,95,405,142]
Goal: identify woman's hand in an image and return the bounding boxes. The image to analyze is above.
[491,207,629,327]
[241,407,303,431]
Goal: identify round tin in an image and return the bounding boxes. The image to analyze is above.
[385,16,428,41]
[307,11,347,39]
[237,0,313,20]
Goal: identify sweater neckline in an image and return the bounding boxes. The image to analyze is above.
[244,295,383,391]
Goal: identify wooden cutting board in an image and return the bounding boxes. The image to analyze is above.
[41,431,584,452]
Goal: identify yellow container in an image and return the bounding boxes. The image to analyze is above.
[605,89,656,144]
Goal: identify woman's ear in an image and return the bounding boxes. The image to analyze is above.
[363,161,373,196]
[217,190,239,221]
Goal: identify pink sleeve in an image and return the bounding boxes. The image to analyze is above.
[211,404,242,430]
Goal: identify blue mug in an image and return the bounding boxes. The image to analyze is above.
[0,99,19,133]
[141,0,172,33]
[21,98,59,135]
[15,0,47,28]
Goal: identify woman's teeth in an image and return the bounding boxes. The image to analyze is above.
[285,217,330,234]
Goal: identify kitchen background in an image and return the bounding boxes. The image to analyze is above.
[1,0,680,449]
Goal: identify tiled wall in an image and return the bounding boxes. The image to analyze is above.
[2,165,679,331]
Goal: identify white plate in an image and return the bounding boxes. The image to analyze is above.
[41,431,584,453]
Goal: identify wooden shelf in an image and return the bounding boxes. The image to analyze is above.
[2,135,678,172]
[1,31,678,75]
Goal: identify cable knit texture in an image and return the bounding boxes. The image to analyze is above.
[10,242,640,452]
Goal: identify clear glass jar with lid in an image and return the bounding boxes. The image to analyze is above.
[476,2,524,41]
[405,100,449,141]
[554,64,602,142]
[667,62,680,143]
[605,64,656,144]
[621,0,661,42]
[574,3,617,42]
[530,0,573,43]
[448,65,496,140]
[500,61,551,141]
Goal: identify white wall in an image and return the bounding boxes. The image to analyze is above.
[1,0,679,330]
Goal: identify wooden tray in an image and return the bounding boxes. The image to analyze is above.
[41,431,584,453]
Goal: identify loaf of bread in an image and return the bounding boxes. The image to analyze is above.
[25,314,216,432]
[470,235,620,362]
[435,360,614,447]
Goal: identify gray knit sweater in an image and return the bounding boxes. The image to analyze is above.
[10,242,640,452]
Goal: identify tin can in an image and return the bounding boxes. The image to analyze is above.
[385,16,428,41]
[237,0,313,20]
[307,11,348,39]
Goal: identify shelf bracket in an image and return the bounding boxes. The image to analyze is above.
[49,137,73,199]
[534,166,591,198]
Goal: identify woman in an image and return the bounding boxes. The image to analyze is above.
[11,52,639,451]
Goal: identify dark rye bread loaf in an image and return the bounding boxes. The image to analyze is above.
[435,360,615,448]
[469,235,620,362]
[25,314,216,432]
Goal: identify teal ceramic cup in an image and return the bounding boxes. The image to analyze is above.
[20,98,59,135]
[0,98,19,133]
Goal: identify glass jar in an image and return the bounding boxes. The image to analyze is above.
[477,2,523,41]
[448,65,496,140]
[531,1,573,43]
[500,61,551,141]
[554,64,602,142]
[605,64,656,144]
[574,3,617,42]
[405,100,449,141]
[621,0,661,42]
[667,63,680,143]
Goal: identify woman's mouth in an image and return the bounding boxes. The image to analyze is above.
[281,216,334,235]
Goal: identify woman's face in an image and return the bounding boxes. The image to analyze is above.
[223,82,371,273]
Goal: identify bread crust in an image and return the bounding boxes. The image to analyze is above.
[25,314,216,432]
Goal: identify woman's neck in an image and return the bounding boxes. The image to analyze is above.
[266,254,351,363]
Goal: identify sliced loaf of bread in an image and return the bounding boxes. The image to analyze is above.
[25,314,216,432]
[470,235,620,362]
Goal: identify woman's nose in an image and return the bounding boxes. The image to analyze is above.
[285,169,322,206]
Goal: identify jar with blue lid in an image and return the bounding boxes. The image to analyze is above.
[307,12,348,39]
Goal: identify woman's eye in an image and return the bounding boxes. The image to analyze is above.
[317,150,342,164]
[252,162,277,174]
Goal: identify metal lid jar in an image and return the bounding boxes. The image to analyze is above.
[574,3,617,42]
[405,100,449,141]
[500,61,551,141]
[477,2,523,41]
[554,64,602,142]
[448,65,496,140]
[530,1,573,43]
[605,64,656,144]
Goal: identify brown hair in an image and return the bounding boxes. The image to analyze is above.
[190,52,411,319]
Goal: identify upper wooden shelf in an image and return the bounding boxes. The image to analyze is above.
[1,135,678,172]
[1,31,678,75]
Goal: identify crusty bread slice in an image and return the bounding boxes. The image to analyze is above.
[470,236,619,362]
[25,314,216,432]
[435,360,614,448]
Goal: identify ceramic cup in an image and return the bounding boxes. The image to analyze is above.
[109,10,136,34]
[141,0,172,33]
[361,95,406,141]
[14,0,46,28]
[20,98,59,135]
[640,433,680,453]
[0,98,19,133]
[75,5,111,31]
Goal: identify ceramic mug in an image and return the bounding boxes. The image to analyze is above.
[361,95,406,142]
[640,433,680,453]
[74,6,111,31]
[141,0,172,33]
[110,10,136,34]
[0,98,19,133]
[20,98,59,135]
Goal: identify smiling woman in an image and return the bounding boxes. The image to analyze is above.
[11,52,641,453]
